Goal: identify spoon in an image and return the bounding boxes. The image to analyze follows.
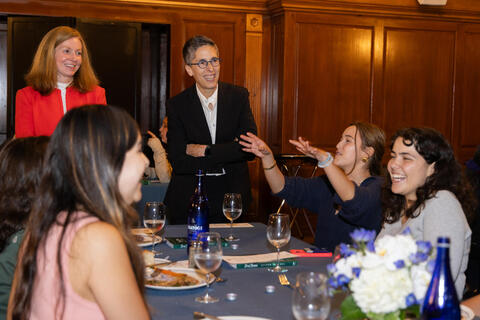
[193,311,222,320]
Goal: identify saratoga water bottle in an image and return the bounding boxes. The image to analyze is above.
[422,237,460,319]
[187,170,209,253]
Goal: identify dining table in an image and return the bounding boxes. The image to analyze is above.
[144,223,342,320]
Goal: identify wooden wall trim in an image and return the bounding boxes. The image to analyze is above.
[268,0,480,22]
[0,0,269,16]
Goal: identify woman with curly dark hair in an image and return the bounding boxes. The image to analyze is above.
[378,127,475,298]
[0,136,49,319]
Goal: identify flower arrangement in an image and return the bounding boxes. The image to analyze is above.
[327,229,434,320]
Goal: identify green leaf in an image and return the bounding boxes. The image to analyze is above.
[340,295,367,320]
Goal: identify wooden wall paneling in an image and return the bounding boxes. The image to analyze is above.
[455,23,480,162]
[380,19,457,143]
[0,22,6,144]
[267,13,285,154]
[283,12,376,153]
[245,14,264,220]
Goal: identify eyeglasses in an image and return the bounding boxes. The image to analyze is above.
[188,57,222,69]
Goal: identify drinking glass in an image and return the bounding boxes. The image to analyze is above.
[266,213,291,273]
[194,232,223,303]
[222,193,242,241]
[292,272,330,320]
[143,201,166,254]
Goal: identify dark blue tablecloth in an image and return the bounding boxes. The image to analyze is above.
[145,223,341,320]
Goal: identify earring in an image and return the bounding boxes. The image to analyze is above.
[361,157,368,163]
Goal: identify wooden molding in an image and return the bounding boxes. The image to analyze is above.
[267,0,480,22]
[0,0,269,15]
[246,14,263,32]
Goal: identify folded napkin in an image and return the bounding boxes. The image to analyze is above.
[223,251,296,264]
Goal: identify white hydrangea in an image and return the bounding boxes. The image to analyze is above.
[350,266,413,314]
[375,234,417,270]
[410,263,431,301]
[334,254,362,279]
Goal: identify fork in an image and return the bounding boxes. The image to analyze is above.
[278,274,293,289]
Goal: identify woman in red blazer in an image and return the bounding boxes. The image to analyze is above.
[15,26,106,137]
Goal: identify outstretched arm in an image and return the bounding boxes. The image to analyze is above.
[239,132,285,193]
[289,137,356,201]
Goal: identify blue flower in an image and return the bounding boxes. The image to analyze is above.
[416,240,432,255]
[352,267,361,278]
[350,228,376,243]
[326,263,337,275]
[394,260,405,269]
[328,276,339,289]
[337,274,350,286]
[366,240,375,252]
[409,252,429,264]
[401,227,412,235]
[339,243,355,257]
[405,293,417,307]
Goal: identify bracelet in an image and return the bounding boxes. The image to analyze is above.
[317,152,333,168]
[263,161,277,171]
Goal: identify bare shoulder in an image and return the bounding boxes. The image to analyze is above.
[73,221,125,257]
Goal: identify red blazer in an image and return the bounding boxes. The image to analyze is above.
[15,85,106,137]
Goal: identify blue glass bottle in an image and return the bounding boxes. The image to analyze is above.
[187,170,209,252]
[421,237,460,319]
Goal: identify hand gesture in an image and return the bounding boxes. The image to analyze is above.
[289,137,324,161]
[239,132,272,158]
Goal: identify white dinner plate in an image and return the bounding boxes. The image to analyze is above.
[145,267,214,290]
[132,228,162,247]
[461,304,474,320]
[211,317,271,320]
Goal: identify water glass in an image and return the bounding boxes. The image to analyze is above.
[194,232,223,303]
[292,272,330,320]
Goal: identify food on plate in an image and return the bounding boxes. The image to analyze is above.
[145,268,200,287]
[143,250,155,266]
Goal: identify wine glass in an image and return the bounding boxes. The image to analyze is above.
[292,272,330,320]
[194,232,223,303]
[266,213,291,273]
[143,201,166,254]
[222,193,242,241]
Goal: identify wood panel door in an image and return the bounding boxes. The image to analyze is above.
[454,23,480,161]
[282,12,376,153]
[76,19,142,119]
[379,19,457,144]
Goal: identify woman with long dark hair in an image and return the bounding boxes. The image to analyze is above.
[379,127,475,298]
[240,122,386,252]
[8,105,150,319]
[0,137,49,320]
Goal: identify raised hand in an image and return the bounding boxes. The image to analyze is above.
[289,137,323,160]
[239,132,272,158]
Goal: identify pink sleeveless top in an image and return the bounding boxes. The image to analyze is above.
[30,211,106,320]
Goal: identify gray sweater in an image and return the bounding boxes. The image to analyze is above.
[378,190,471,298]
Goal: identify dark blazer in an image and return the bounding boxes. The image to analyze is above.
[165,82,258,224]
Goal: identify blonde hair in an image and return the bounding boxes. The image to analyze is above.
[25,26,99,95]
